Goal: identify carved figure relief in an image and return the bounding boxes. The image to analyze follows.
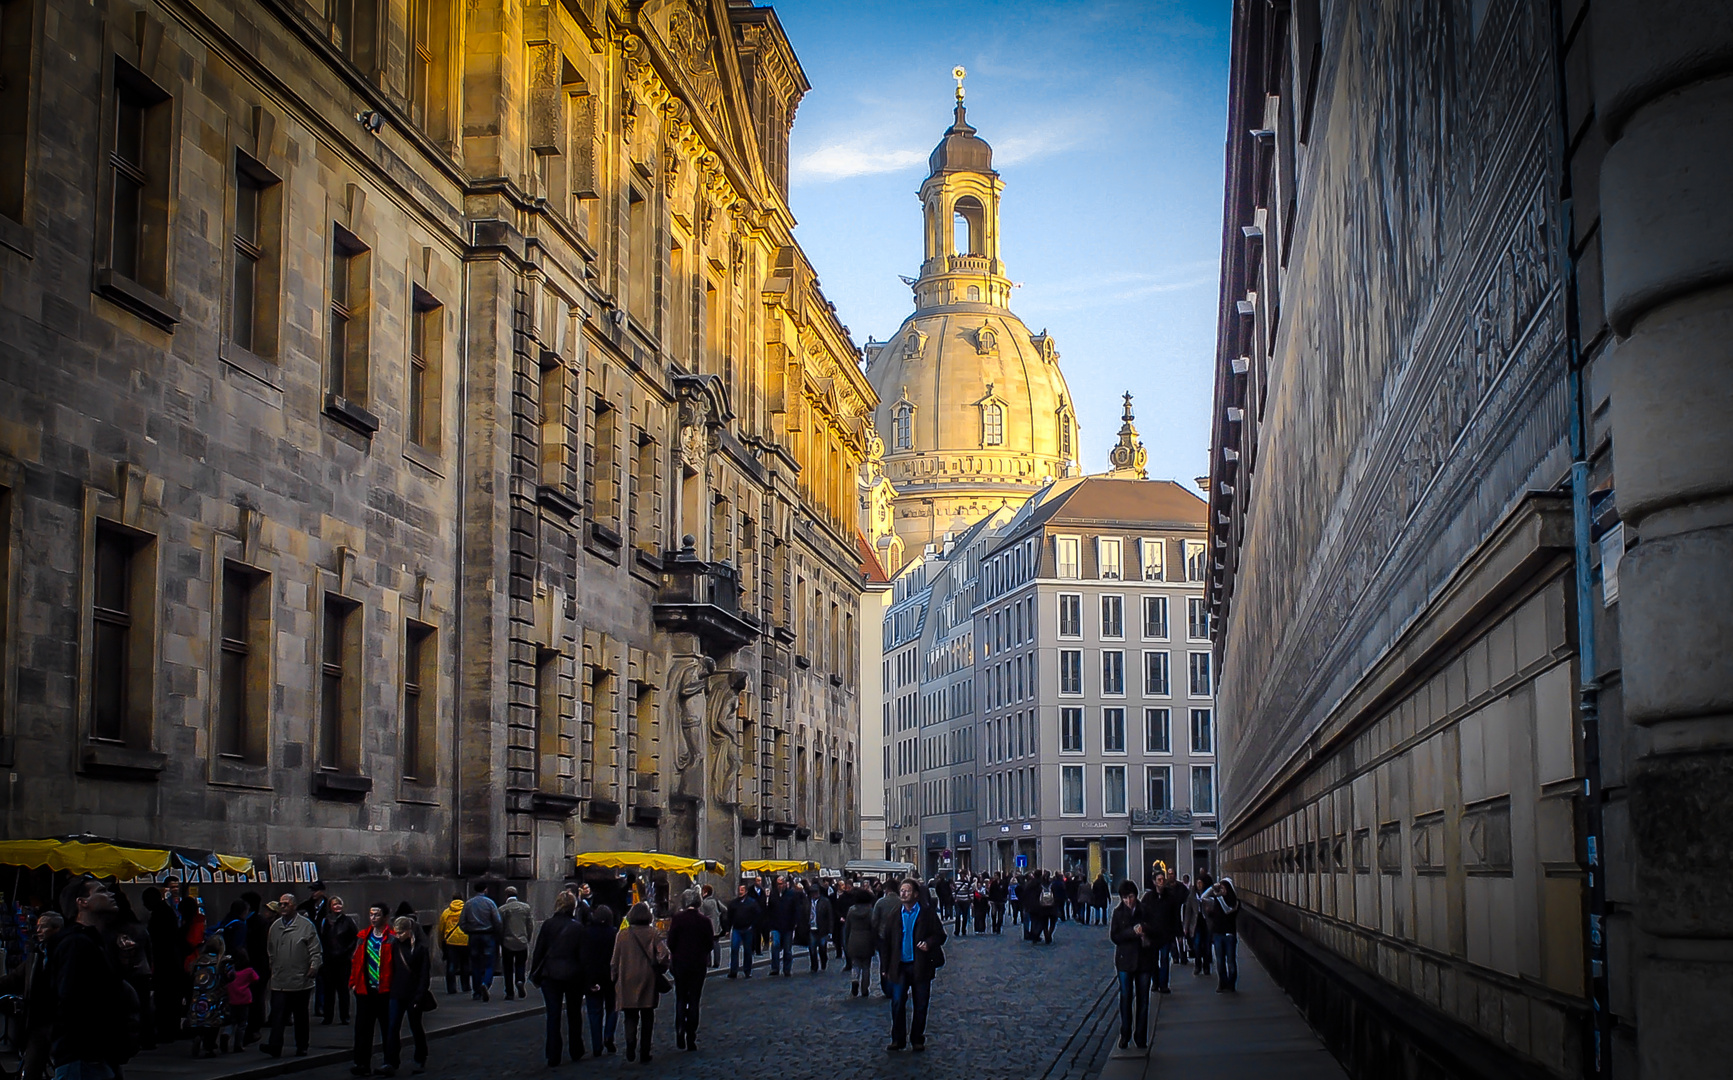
[666,3,725,128]
[706,669,748,806]
[668,656,714,778]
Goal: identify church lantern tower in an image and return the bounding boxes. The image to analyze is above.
[865,70,1080,554]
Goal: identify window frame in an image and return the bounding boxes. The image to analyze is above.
[1144,707,1171,754]
[1102,763,1127,816]
[403,620,438,783]
[1055,535,1081,579]
[1140,537,1164,581]
[1187,596,1211,641]
[1190,707,1213,755]
[1142,594,1169,640]
[1060,763,1085,817]
[1101,649,1125,697]
[1145,764,1171,811]
[1097,536,1122,580]
[1057,592,1082,638]
[1188,651,1212,698]
[1191,765,1215,815]
[1102,706,1126,754]
[1058,649,1083,696]
[1100,593,1124,640]
[1143,649,1170,697]
[1060,706,1084,754]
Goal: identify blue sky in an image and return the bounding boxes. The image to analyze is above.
[770,0,1232,490]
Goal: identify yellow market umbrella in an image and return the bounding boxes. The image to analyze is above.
[740,859,819,874]
[573,851,725,875]
[0,839,171,879]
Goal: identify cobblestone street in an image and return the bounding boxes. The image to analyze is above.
[277,920,1118,1080]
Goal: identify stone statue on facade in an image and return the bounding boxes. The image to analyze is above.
[706,669,748,807]
[669,656,714,779]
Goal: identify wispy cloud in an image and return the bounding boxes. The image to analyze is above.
[793,139,928,182]
[1018,265,1217,311]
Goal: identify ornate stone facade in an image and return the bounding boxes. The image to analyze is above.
[1208,2,1733,1079]
[0,0,874,903]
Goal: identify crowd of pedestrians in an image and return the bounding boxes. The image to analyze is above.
[1,861,1238,1077]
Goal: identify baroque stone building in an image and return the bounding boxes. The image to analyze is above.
[0,0,878,901]
[1208,2,1732,1079]
[864,85,1080,566]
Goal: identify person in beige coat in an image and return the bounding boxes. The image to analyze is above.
[610,903,669,1063]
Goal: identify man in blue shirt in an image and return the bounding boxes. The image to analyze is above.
[877,878,946,1052]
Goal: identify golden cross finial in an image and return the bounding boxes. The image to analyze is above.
[953,66,967,103]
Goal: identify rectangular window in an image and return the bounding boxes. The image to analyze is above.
[107,63,172,296]
[1143,595,1168,639]
[535,647,561,790]
[406,0,451,140]
[319,596,360,772]
[1056,536,1080,579]
[1061,706,1083,753]
[330,0,379,70]
[1061,764,1085,816]
[1187,596,1210,640]
[91,527,147,744]
[403,622,436,780]
[217,565,268,763]
[1103,765,1127,815]
[1144,707,1171,754]
[1143,650,1170,696]
[1059,649,1083,695]
[1103,707,1126,753]
[230,155,282,356]
[0,0,31,222]
[1058,593,1081,638]
[1191,766,1215,814]
[1188,651,1212,697]
[1098,537,1122,580]
[588,395,619,521]
[1141,538,1164,581]
[1185,539,1208,582]
[1100,594,1123,639]
[409,291,443,448]
[1146,764,1171,810]
[1190,708,1213,754]
[327,226,371,404]
[1101,650,1125,696]
[627,187,651,325]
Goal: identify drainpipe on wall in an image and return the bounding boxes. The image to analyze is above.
[1548,2,1611,1074]
[450,246,472,884]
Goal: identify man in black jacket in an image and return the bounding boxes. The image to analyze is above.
[48,875,134,1078]
[878,879,946,1053]
[725,885,761,979]
[1108,881,1154,1048]
[1141,871,1186,993]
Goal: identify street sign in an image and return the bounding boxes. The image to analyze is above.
[1015,854,1028,869]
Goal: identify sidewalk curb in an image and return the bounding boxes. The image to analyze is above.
[180,1001,541,1080]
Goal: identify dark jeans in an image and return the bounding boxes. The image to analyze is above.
[673,969,705,1042]
[888,971,931,1047]
[1214,932,1239,989]
[1194,928,1213,972]
[622,1007,654,1059]
[352,991,390,1069]
[808,933,829,970]
[385,999,427,1070]
[540,983,583,1064]
[319,960,351,1022]
[1117,970,1151,1044]
[1155,941,1176,991]
[991,902,1005,932]
[264,988,312,1054]
[501,948,527,996]
[443,944,470,993]
[469,934,497,994]
[729,929,755,976]
[583,990,617,1055]
[770,929,792,974]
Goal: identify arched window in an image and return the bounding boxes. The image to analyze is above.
[894,404,913,450]
[1059,410,1074,459]
[953,196,984,256]
[982,402,1004,446]
[967,285,981,302]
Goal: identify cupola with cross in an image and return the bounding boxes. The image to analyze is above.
[914,67,1013,311]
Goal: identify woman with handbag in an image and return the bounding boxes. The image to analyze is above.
[610,902,671,1063]
[384,916,433,1075]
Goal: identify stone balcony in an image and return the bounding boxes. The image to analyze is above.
[919,254,999,277]
[652,541,760,653]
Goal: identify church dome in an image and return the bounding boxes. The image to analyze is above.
[865,88,1080,552]
[928,105,994,176]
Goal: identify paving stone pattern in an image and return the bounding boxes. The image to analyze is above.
[236,921,1121,1080]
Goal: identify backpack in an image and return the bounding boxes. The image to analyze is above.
[1039,887,1055,907]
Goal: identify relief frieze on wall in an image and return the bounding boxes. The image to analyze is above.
[1222,0,1569,811]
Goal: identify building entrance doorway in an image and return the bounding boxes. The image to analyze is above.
[1141,838,1178,885]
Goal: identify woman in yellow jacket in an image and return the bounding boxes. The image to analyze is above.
[439,897,470,995]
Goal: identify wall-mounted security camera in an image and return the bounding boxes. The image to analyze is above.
[356,110,385,134]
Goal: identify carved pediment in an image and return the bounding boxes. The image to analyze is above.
[674,372,733,473]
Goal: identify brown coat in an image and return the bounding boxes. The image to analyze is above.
[610,925,669,1010]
